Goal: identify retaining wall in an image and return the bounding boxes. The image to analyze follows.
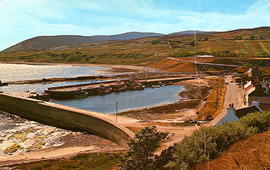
[0,94,134,148]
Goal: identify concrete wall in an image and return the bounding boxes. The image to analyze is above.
[0,94,134,148]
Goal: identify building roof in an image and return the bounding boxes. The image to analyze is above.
[249,85,269,97]
[215,108,239,126]
[235,106,261,118]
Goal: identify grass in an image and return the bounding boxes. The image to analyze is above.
[196,130,270,170]
[258,41,270,53]
[168,112,270,169]
[197,77,226,120]
[17,153,121,170]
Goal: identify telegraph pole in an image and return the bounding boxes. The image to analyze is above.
[115,101,118,123]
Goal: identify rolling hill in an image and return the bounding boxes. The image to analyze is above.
[2,30,221,52]
[0,27,270,70]
[3,32,165,52]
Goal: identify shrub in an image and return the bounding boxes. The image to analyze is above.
[239,112,270,132]
[121,112,270,170]
[168,112,270,169]
[120,126,168,170]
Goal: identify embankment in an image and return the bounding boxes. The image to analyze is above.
[0,94,134,148]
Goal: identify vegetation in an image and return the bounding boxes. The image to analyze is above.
[120,126,169,170]
[0,27,269,70]
[17,153,121,170]
[198,77,226,120]
[119,112,270,170]
[169,112,270,169]
[197,130,270,169]
[17,112,270,169]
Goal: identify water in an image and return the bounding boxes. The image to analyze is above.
[0,63,184,113]
[52,85,184,113]
[0,63,108,82]
[0,80,105,94]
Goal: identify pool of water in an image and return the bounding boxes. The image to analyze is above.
[0,63,108,82]
[52,85,184,113]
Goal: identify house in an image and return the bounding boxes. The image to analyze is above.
[243,67,263,83]
[248,84,270,105]
[215,104,239,126]
[235,101,263,118]
[215,101,263,126]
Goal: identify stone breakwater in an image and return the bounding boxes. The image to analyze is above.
[0,112,70,158]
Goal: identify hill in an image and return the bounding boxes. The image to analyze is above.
[196,130,270,170]
[169,30,215,36]
[3,32,164,52]
[0,27,270,70]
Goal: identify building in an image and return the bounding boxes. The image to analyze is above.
[215,102,263,126]
[248,84,270,105]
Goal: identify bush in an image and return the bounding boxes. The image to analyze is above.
[169,122,256,169]
[239,112,270,132]
[120,126,169,170]
[168,112,270,169]
[121,112,270,170]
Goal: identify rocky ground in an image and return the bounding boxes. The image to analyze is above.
[0,111,123,167]
[0,112,70,158]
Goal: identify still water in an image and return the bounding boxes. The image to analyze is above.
[0,63,184,113]
[52,85,184,113]
[0,63,108,82]
[0,80,105,94]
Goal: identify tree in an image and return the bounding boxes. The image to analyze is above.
[120,126,169,170]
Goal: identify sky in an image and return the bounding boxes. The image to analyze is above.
[0,0,269,50]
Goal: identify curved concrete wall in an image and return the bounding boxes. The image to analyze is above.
[0,94,134,148]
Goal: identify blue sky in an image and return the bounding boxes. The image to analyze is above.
[0,0,269,50]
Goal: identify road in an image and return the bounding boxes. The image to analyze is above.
[168,57,243,68]
[210,76,244,126]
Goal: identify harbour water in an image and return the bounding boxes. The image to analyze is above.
[52,85,184,113]
[0,63,184,113]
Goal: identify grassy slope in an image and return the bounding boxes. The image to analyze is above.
[196,130,270,170]
[17,153,120,170]
[0,27,269,71]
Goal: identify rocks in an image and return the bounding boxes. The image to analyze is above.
[0,112,71,157]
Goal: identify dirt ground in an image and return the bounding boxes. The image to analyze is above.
[196,131,270,170]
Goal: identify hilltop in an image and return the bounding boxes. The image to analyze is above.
[3,32,165,52]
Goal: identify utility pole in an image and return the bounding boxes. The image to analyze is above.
[115,101,118,123]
